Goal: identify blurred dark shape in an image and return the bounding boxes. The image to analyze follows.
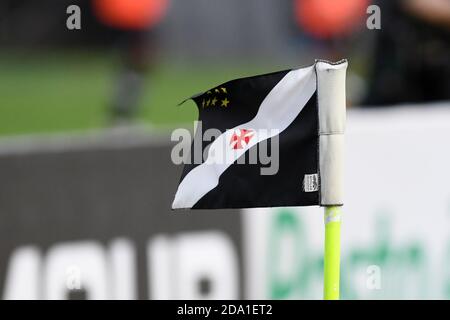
[92,0,169,123]
[0,0,105,46]
[67,288,88,300]
[364,0,450,106]
[198,277,212,296]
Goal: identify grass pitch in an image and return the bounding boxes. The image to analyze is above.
[0,50,275,137]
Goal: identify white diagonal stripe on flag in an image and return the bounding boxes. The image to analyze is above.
[172,66,317,209]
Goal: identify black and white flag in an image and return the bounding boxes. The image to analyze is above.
[172,60,347,209]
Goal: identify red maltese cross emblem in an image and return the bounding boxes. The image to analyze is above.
[230,129,254,150]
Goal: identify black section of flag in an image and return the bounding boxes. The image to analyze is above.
[180,70,290,181]
[193,70,290,132]
[174,67,320,209]
[193,93,319,209]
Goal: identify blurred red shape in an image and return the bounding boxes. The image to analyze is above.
[294,0,369,39]
[93,0,170,30]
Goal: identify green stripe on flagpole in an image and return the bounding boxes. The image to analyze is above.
[324,206,342,300]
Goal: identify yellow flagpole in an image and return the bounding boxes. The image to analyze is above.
[323,205,342,300]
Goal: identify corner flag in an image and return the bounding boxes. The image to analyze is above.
[172,60,347,210]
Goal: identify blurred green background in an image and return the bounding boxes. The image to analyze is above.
[0,51,280,136]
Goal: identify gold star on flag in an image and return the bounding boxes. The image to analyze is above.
[206,99,211,107]
[211,97,218,106]
[221,98,230,107]
[221,87,227,93]
[201,99,205,108]
[215,88,220,93]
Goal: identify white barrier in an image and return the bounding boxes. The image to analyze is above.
[245,104,450,299]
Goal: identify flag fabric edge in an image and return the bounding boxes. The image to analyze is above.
[172,60,348,210]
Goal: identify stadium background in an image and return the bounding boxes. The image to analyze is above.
[0,0,449,299]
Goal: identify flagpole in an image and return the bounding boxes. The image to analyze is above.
[323,205,342,300]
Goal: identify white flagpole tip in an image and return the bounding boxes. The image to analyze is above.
[316,60,348,206]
